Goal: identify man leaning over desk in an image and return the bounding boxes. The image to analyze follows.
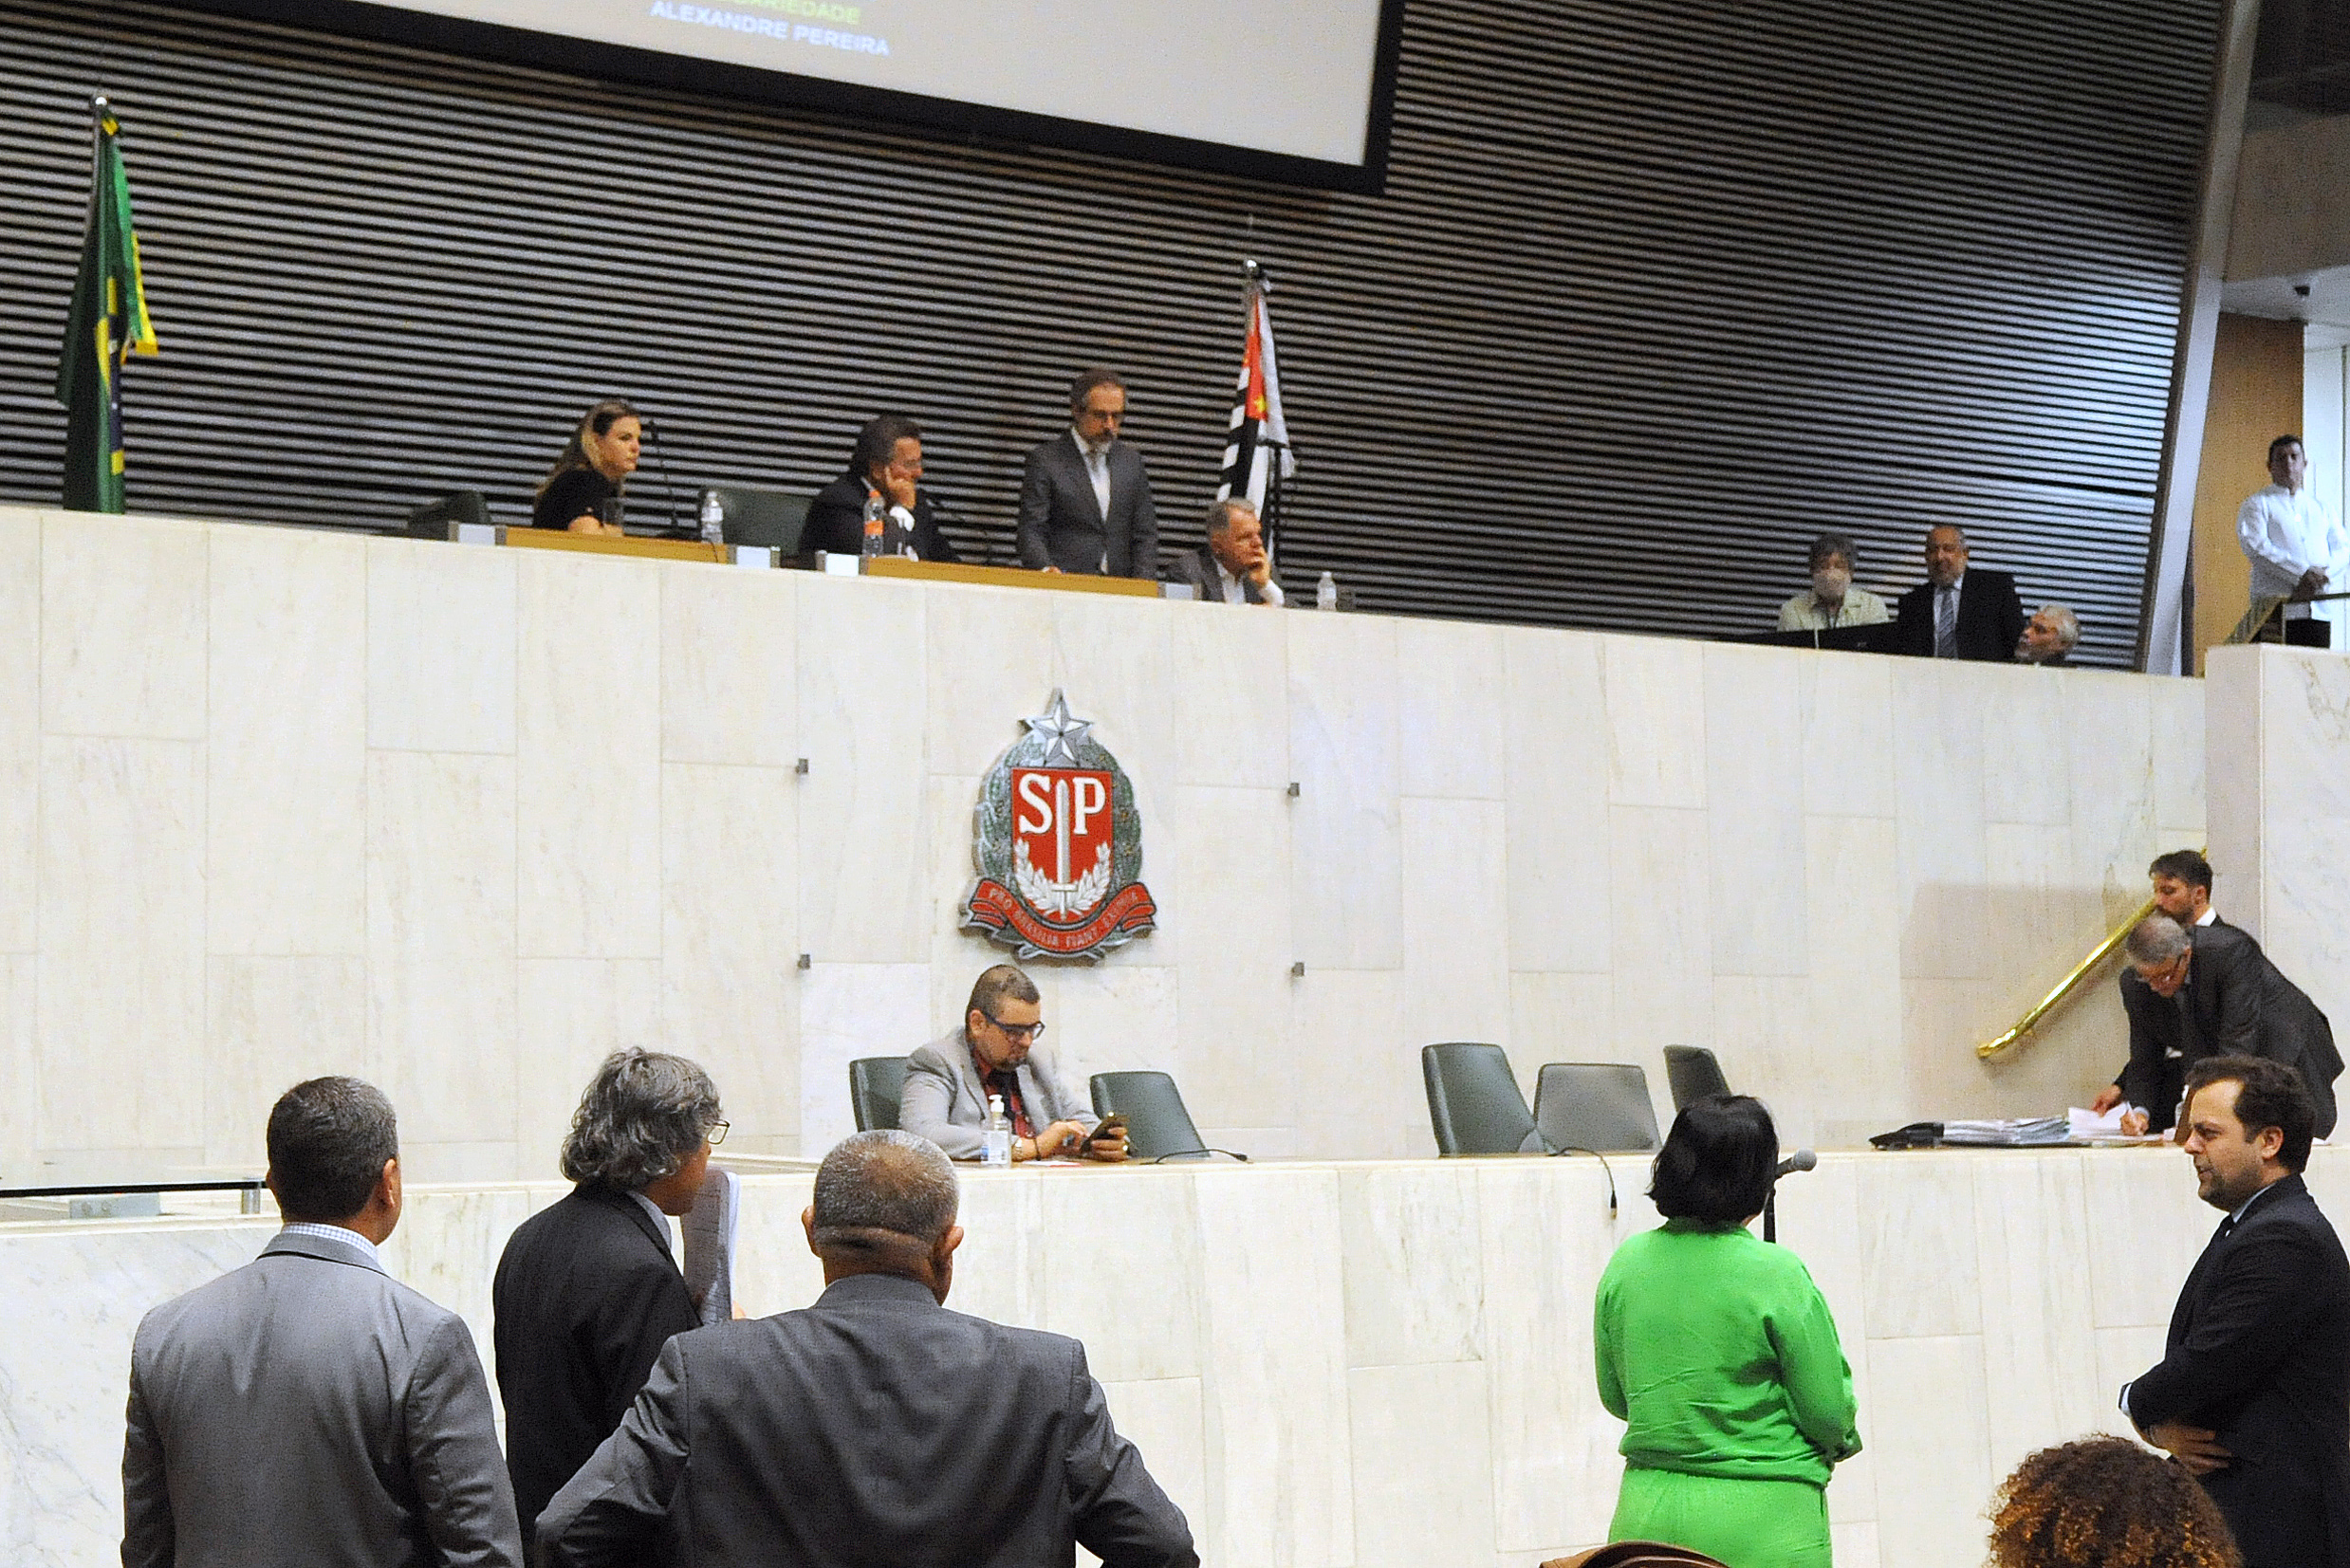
[901,965,1130,1162]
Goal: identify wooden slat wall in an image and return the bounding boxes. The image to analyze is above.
[0,0,2221,665]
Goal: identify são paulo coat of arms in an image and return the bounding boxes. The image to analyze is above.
[960,690,1157,962]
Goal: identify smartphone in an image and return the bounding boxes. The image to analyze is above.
[1085,1114,1129,1148]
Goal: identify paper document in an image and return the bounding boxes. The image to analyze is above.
[1940,1116,2071,1147]
[2067,1104,2134,1140]
[681,1165,741,1327]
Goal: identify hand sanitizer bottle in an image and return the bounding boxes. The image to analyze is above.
[983,1095,1011,1167]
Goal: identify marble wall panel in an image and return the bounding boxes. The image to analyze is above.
[206,526,366,956]
[1194,1166,1353,1568]
[380,1184,549,1361]
[2082,1149,2211,1329]
[1830,1522,1881,1568]
[797,962,932,1153]
[1601,636,1706,809]
[2063,673,2158,902]
[1703,644,1807,977]
[40,514,207,741]
[2265,813,2350,1034]
[1291,969,1419,1160]
[516,554,662,958]
[364,750,517,1157]
[1865,1336,1992,1568]
[923,582,1056,779]
[947,1169,1048,1327]
[1891,659,1990,980]
[1501,627,1612,973]
[1798,653,1896,820]
[1339,1163,1484,1367]
[1170,602,1289,790]
[2151,674,2207,838]
[1710,977,1821,1147]
[1100,1378,1212,1566]
[661,763,799,1152]
[1856,1153,1982,1338]
[1051,595,1182,842]
[2091,1325,2170,1439]
[727,1171,824,1323]
[1172,785,1293,1133]
[2202,648,2263,927]
[364,538,515,755]
[1971,1154,2106,1472]
[515,959,664,1179]
[1509,974,1613,1091]
[1287,612,1401,971]
[39,738,206,1152]
[1045,963,1180,1093]
[1038,1171,1204,1383]
[1401,797,1509,1049]
[1350,1361,1500,1568]
[0,954,35,1182]
[1979,668,2068,826]
[0,511,39,953]
[659,563,797,767]
[1397,618,1505,800]
[1802,816,1903,1131]
[796,577,929,964]
[1605,806,1712,1069]
[204,956,367,1170]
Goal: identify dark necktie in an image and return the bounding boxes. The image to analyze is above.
[1934,585,1958,658]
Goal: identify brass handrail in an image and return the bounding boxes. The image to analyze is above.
[1974,892,2160,1061]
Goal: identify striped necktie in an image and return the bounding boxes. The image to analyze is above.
[1934,584,1958,658]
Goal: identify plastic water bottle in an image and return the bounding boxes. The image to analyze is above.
[983,1096,1011,1167]
[1317,570,1338,611]
[698,490,724,544]
[860,491,885,560]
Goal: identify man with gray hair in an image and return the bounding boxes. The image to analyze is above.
[123,1077,522,1568]
[1169,496,1285,605]
[2015,603,2080,665]
[2114,914,2341,1137]
[902,965,1128,1162]
[537,1131,1197,1567]
[492,1049,726,1553]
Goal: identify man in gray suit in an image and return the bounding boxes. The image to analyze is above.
[1017,368,1160,578]
[900,964,1128,1162]
[1168,497,1286,606]
[122,1077,522,1568]
[537,1130,1196,1567]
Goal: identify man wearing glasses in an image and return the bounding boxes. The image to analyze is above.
[901,966,1130,1162]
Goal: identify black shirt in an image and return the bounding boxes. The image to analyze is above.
[532,467,618,531]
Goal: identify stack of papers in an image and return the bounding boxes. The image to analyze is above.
[1939,1116,2071,1147]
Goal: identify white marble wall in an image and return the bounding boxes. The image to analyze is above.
[0,506,2205,1185]
[0,1148,2304,1568]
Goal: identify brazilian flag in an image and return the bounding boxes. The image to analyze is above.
[56,97,159,514]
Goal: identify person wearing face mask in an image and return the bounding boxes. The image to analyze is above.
[1776,533,1889,631]
[531,399,642,534]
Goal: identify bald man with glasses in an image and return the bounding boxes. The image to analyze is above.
[901,965,1128,1162]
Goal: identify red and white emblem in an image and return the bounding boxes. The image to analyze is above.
[962,691,1156,961]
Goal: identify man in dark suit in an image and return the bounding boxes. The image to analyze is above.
[2094,850,2230,1130]
[2116,913,2342,1138]
[1167,497,1286,605]
[2126,1055,2350,1568]
[1017,369,1159,578]
[800,413,963,562]
[538,1128,1195,1567]
[123,1077,523,1568]
[493,1049,725,1556]
[1892,523,2026,659]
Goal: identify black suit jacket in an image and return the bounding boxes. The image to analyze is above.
[2142,923,2343,1137]
[537,1272,1198,1568]
[1017,433,1158,577]
[491,1185,699,1554]
[1168,543,1281,604]
[801,472,962,563]
[2130,1174,2350,1568]
[1892,568,2026,660]
[2115,915,2234,1132]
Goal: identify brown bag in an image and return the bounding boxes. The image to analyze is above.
[1542,1543,1731,1568]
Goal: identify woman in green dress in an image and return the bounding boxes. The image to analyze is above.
[1593,1096,1861,1568]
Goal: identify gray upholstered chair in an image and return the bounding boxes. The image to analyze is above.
[700,487,812,552]
[1421,1042,1545,1155]
[847,1056,908,1133]
[1533,1062,1663,1153]
[1089,1070,1236,1162]
[1661,1045,1731,1111]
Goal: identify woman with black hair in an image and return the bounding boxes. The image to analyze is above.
[1592,1095,1860,1568]
[530,398,640,533]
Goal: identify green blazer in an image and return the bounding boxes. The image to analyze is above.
[1594,1220,1861,1486]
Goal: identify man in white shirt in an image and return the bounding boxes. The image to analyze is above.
[1170,499,1285,605]
[2238,434,2345,648]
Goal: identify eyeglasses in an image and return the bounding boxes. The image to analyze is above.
[707,1120,729,1146]
[980,1011,1045,1043]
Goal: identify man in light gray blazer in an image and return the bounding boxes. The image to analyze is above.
[537,1131,1196,1568]
[122,1077,522,1568]
[1017,368,1160,578]
[900,965,1126,1162]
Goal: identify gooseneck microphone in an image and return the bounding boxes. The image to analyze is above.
[640,415,685,535]
[1764,1149,1815,1244]
[1546,1143,1619,1213]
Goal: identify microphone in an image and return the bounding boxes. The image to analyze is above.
[640,415,685,535]
[1545,1143,1619,1214]
[1774,1149,1818,1180]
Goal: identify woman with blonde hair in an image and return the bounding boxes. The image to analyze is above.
[531,397,640,533]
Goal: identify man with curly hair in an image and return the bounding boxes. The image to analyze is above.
[1989,1436,2240,1568]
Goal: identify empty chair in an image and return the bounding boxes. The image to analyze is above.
[847,1056,908,1133]
[406,489,490,538]
[1534,1062,1663,1153]
[699,487,812,551]
[1661,1045,1730,1111]
[1421,1042,1545,1155]
[1089,1071,1219,1162]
